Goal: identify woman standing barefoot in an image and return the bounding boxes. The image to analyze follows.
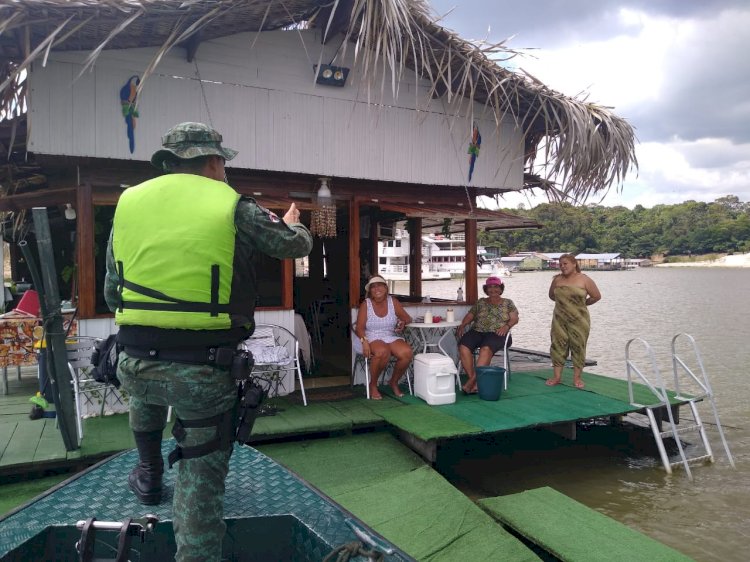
[546,254,601,389]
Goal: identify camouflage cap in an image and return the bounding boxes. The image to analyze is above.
[150,122,238,171]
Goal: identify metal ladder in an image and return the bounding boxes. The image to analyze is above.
[625,335,734,480]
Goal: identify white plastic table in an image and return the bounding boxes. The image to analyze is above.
[405,321,461,357]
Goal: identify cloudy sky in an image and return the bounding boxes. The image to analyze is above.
[429,0,750,209]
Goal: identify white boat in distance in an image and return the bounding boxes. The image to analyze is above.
[377,230,511,281]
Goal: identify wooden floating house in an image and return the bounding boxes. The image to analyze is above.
[0,0,636,357]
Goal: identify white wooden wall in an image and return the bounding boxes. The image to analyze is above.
[28,30,524,189]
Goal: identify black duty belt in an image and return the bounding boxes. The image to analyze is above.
[123,345,236,367]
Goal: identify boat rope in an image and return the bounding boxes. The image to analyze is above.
[323,541,385,562]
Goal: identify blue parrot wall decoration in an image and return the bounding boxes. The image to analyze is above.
[467,123,482,182]
[119,75,140,153]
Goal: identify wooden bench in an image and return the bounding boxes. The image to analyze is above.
[478,486,692,561]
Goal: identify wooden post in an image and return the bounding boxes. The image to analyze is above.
[281,258,293,308]
[76,182,95,317]
[369,208,378,281]
[349,199,360,308]
[465,219,478,303]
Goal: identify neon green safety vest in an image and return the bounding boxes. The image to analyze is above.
[112,174,245,330]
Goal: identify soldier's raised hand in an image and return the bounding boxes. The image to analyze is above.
[283,203,301,225]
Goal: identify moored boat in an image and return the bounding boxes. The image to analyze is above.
[0,444,412,561]
[378,230,510,280]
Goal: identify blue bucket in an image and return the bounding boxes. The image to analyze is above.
[475,366,505,401]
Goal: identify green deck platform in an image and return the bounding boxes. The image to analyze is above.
[479,486,693,561]
[259,432,540,561]
[381,369,679,441]
[1,367,686,476]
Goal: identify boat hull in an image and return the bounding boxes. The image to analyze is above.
[0,442,412,561]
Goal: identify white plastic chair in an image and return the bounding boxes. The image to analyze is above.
[248,323,307,406]
[458,329,513,390]
[66,336,115,442]
[352,329,413,399]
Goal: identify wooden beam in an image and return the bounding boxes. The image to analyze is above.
[317,0,355,44]
[546,422,577,441]
[349,199,360,308]
[76,183,95,317]
[0,187,76,212]
[465,219,478,303]
[184,31,202,62]
[396,429,437,463]
[92,186,124,206]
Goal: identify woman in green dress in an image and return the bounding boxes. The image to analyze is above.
[546,254,601,389]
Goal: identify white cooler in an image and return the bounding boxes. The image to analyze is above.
[413,353,457,405]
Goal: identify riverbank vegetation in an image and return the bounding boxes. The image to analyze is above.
[482,195,750,258]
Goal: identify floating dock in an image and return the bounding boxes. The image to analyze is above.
[1,365,694,560]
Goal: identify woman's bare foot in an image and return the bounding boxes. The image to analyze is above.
[574,378,585,389]
[462,379,477,394]
[370,387,383,400]
[545,378,562,386]
[389,383,404,398]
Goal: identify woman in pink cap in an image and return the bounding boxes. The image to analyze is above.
[456,276,519,394]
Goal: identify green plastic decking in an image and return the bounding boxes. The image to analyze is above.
[479,486,693,562]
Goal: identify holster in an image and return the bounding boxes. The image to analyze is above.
[168,409,235,468]
[230,350,255,380]
[235,379,265,444]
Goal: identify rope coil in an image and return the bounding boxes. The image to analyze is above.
[323,541,386,562]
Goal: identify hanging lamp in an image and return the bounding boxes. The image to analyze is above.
[311,178,336,238]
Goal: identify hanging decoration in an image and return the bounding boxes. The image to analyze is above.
[119,75,140,153]
[311,206,336,238]
[467,122,482,182]
[310,178,337,238]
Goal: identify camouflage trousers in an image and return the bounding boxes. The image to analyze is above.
[118,352,238,562]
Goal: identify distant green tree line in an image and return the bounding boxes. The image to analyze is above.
[480,195,750,258]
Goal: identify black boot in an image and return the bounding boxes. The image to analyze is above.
[129,430,164,505]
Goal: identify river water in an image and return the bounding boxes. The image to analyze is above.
[391,268,750,561]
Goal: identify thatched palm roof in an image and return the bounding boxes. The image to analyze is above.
[0,0,637,202]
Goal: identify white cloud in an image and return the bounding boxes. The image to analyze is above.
[511,8,685,110]
[430,0,750,208]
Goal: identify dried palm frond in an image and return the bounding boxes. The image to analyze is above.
[0,0,637,202]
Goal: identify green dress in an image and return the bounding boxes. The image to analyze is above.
[550,286,590,368]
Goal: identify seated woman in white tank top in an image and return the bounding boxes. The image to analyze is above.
[354,276,413,400]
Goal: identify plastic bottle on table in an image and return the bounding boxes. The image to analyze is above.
[456,287,463,301]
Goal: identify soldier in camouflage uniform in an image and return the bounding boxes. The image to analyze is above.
[104,122,312,561]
